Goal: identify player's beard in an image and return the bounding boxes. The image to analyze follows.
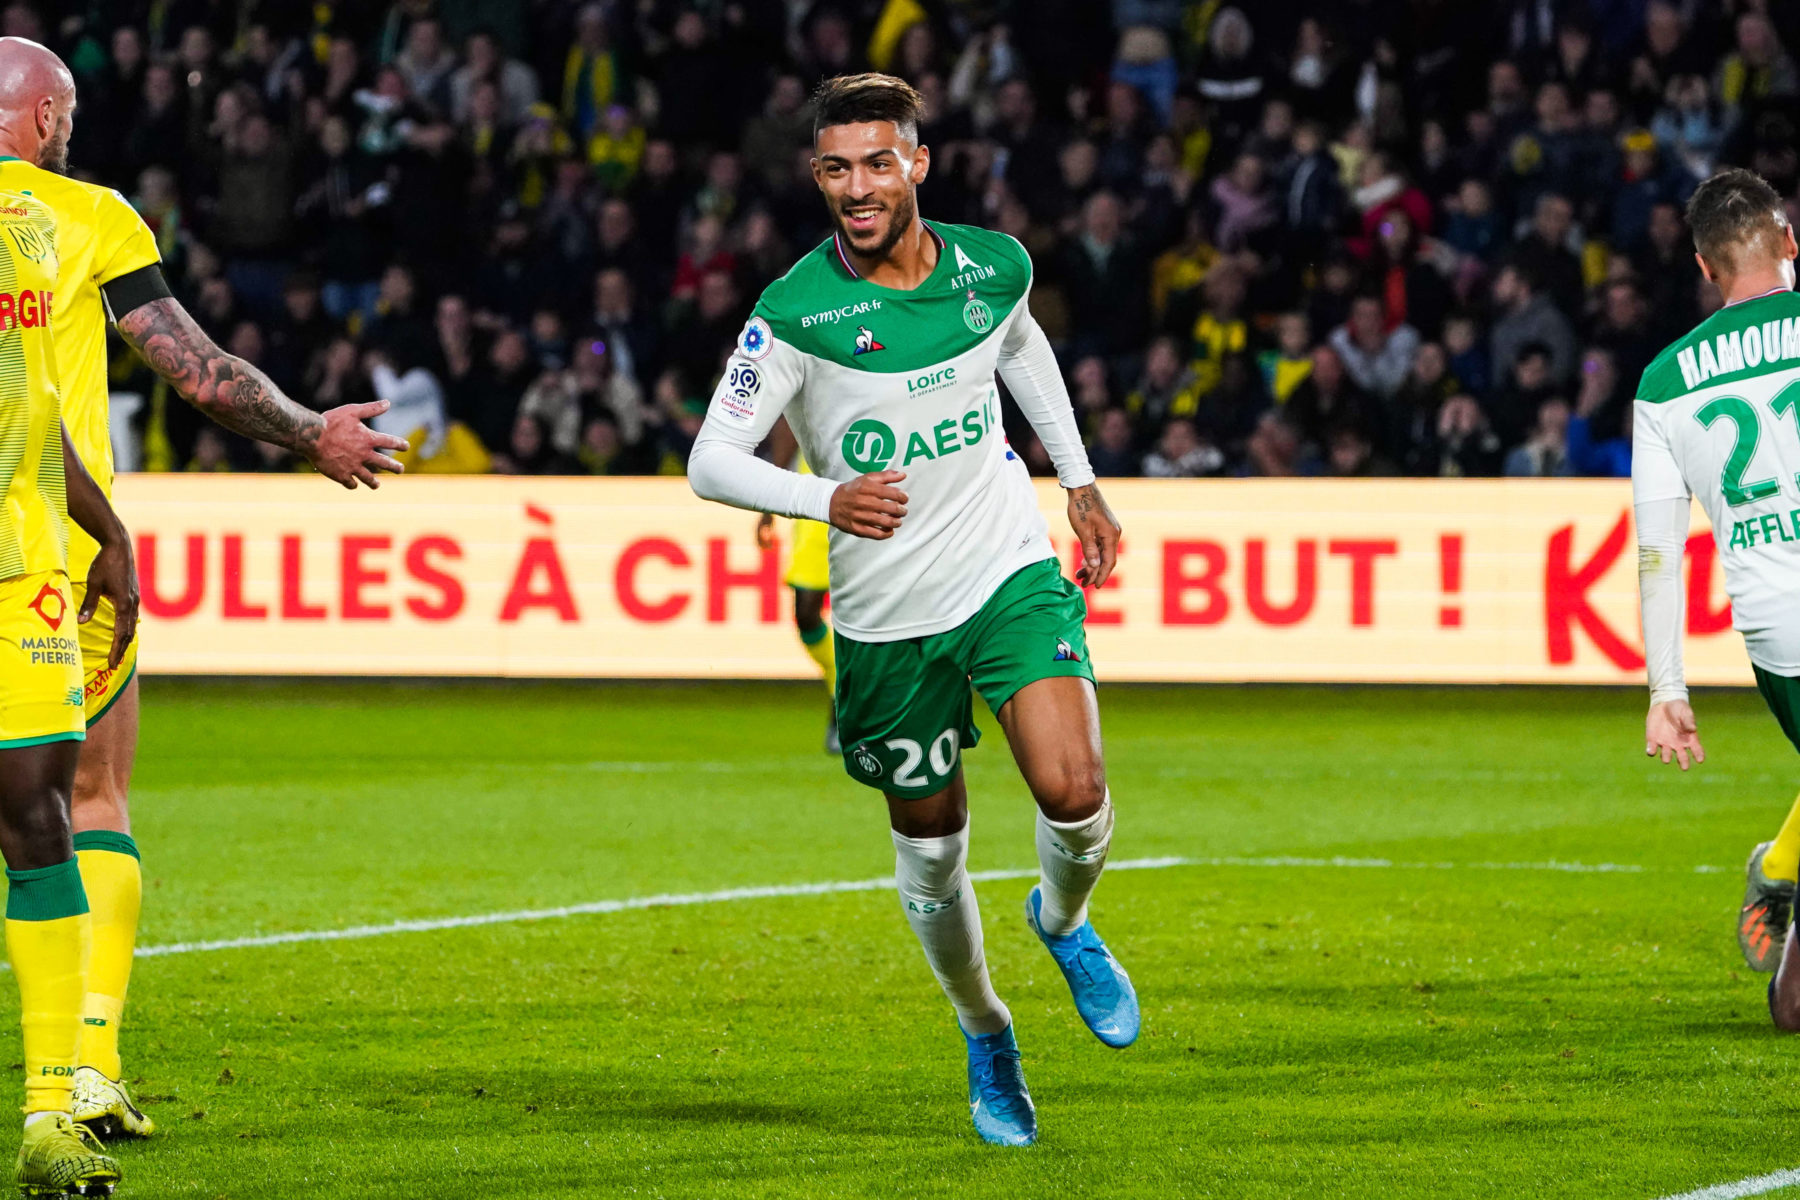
[36,131,68,176]
[837,187,916,263]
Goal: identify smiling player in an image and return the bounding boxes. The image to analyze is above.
[688,74,1134,1146]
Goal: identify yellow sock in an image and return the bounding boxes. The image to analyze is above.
[1764,791,1800,882]
[801,621,836,698]
[5,858,90,1115]
[74,834,140,1082]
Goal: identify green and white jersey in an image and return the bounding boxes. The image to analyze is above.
[1633,288,1800,672]
[691,221,1093,642]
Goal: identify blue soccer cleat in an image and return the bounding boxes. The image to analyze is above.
[963,1025,1036,1146]
[1025,885,1140,1048]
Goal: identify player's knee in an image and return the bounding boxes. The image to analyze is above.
[1034,761,1107,823]
[0,792,72,868]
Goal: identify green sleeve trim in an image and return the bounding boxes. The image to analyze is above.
[86,661,137,729]
[6,858,89,921]
[799,620,830,646]
[72,831,138,861]
[0,731,83,750]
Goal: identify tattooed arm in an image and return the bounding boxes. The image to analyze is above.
[113,296,409,488]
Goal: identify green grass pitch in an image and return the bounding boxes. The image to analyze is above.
[32,679,1800,1198]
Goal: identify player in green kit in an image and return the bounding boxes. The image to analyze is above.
[1633,169,1800,1024]
[688,74,1133,1146]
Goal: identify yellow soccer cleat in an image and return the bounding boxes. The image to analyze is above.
[71,1068,155,1141]
[14,1113,119,1197]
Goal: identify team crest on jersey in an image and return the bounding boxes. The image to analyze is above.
[853,743,883,777]
[738,316,773,362]
[962,291,993,334]
[1053,637,1081,663]
[27,581,65,630]
[853,325,885,356]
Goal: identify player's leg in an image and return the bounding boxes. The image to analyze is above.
[67,611,152,1139]
[1744,668,1800,971]
[835,631,1032,1145]
[1,743,120,1197]
[0,579,122,1197]
[793,588,838,753]
[971,559,1138,1048]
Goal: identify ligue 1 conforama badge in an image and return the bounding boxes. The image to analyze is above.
[738,315,773,362]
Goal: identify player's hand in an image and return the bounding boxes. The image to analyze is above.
[80,537,138,671]
[754,512,776,549]
[1067,482,1121,588]
[1646,699,1705,770]
[829,471,908,540]
[313,400,410,489]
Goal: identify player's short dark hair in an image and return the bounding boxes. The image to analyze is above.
[1687,168,1789,274]
[812,73,925,144]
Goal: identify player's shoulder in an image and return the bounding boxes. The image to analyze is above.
[742,240,875,362]
[1637,290,1800,404]
[5,166,111,220]
[931,221,1032,289]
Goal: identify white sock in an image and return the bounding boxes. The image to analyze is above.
[1035,793,1115,936]
[22,1111,58,1128]
[892,824,1011,1036]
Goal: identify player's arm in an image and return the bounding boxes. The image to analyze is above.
[60,425,137,669]
[1633,399,1702,769]
[753,417,801,548]
[106,267,409,489]
[688,323,906,539]
[995,302,1120,586]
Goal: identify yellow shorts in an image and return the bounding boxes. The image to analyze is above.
[71,583,138,726]
[0,571,85,748]
[786,518,831,593]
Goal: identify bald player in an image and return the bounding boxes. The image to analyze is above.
[0,37,409,1142]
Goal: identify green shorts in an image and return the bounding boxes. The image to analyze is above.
[834,558,1095,799]
[1756,665,1800,753]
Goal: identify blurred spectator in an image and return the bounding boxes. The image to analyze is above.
[1088,409,1141,478]
[1143,418,1224,477]
[1504,398,1574,476]
[1328,296,1420,400]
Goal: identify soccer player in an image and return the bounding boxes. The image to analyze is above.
[688,74,1134,1146]
[0,169,137,1194]
[1633,167,1800,1024]
[753,418,839,752]
[0,37,409,1138]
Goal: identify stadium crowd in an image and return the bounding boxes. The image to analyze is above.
[35,0,1800,478]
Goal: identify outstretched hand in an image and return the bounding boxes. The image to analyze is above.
[1646,699,1705,770]
[830,471,908,540]
[1067,483,1121,588]
[313,400,410,489]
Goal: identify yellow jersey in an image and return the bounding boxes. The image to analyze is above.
[0,186,67,579]
[0,161,159,581]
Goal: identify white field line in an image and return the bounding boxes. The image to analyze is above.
[115,853,1722,962]
[1657,1166,1800,1199]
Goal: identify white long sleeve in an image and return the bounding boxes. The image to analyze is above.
[1636,496,1691,705]
[687,336,837,522]
[996,306,1096,489]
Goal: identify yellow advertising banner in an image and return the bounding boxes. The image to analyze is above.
[112,475,1745,685]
